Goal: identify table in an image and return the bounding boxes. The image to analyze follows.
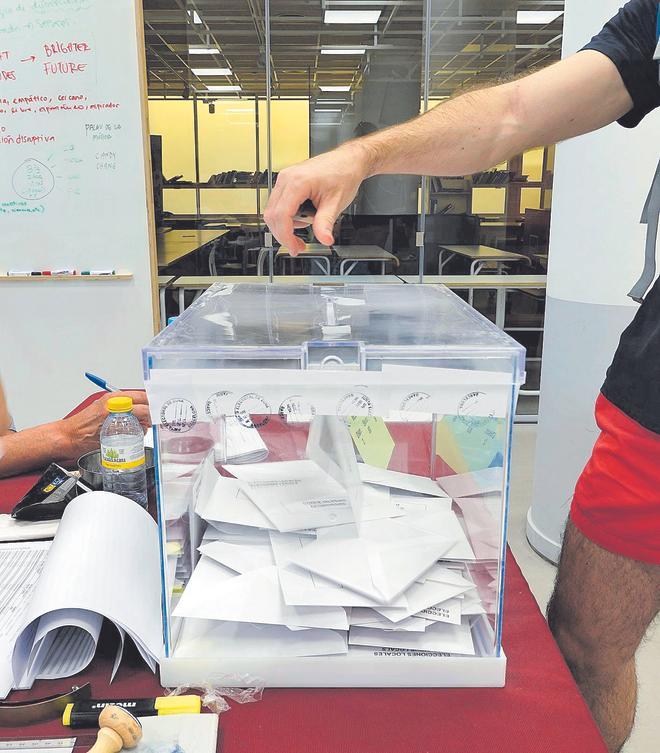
[0,394,608,753]
[334,244,398,275]
[437,245,530,306]
[156,229,229,269]
[276,244,333,275]
[438,244,529,275]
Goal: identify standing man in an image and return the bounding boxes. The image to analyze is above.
[264,2,659,751]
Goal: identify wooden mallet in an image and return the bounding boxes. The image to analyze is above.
[88,705,143,753]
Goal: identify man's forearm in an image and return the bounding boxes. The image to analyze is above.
[0,422,74,478]
[349,51,633,179]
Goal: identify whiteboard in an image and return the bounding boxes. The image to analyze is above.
[0,0,157,427]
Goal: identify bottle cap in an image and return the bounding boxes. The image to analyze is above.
[107,397,133,413]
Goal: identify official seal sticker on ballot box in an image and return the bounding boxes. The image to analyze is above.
[143,283,524,688]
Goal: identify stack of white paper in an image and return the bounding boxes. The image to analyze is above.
[173,444,496,658]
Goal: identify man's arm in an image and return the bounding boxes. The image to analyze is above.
[0,391,150,478]
[0,382,12,436]
[264,50,633,251]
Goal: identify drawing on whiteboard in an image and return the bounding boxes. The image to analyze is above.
[11,158,55,200]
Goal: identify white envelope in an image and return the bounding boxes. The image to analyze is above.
[224,459,356,532]
[195,462,276,530]
[173,618,347,658]
[417,597,463,626]
[348,620,475,656]
[288,518,453,602]
[349,609,432,632]
[199,539,275,573]
[374,578,473,622]
[436,467,504,498]
[405,510,476,561]
[269,531,407,609]
[173,556,349,631]
[360,485,403,522]
[391,493,453,514]
[357,464,448,498]
[416,564,476,589]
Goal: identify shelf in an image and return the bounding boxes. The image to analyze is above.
[164,183,266,190]
[0,274,133,282]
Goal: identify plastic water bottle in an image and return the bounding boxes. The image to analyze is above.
[100,396,148,508]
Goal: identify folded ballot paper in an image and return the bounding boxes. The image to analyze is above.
[174,416,492,659]
[0,493,162,699]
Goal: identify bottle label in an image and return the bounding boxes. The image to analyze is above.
[100,441,145,470]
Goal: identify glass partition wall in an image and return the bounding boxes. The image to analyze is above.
[143,0,564,417]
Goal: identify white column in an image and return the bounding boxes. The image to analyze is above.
[527,0,660,562]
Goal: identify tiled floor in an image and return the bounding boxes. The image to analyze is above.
[508,424,659,753]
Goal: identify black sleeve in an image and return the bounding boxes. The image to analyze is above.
[581,0,660,127]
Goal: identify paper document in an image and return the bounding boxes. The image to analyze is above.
[11,492,162,692]
[0,515,59,543]
[136,713,219,753]
[0,542,50,698]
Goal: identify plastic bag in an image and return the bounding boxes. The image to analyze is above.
[167,675,264,715]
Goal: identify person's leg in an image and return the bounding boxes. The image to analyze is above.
[547,520,660,752]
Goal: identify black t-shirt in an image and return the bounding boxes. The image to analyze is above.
[582,0,660,127]
[581,0,660,431]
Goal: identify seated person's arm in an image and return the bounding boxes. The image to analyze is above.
[0,382,12,436]
[0,391,150,479]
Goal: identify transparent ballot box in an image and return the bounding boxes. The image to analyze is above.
[143,283,525,687]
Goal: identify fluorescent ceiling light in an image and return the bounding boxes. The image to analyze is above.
[189,45,220,54]
[319,85,351,92]
[204,85,242,92]
[320,48,366,55]
[516,10,563,24]
[314,108,341,112]
[515,43,545,49]
[316,100,348,104]
[192,68,232,76]
[324,10,381,24]
[189,10,202,24]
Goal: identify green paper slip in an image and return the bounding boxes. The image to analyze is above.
[348,416,395,469]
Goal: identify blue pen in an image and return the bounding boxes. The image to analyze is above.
[85,372,120,392]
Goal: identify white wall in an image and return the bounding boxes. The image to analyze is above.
[527,0,660,561]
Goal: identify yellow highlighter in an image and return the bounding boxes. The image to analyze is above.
[63,695,201,728]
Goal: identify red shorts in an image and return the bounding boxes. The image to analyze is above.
[571,393,660,565]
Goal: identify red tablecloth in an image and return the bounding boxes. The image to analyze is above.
[0,395,608,752]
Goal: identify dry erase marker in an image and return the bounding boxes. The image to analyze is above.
[81,269,115,275]
[51,268,77,275]
[62,696,201,728]
[7,269,34,276]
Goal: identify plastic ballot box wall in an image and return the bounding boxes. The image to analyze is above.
[143,283,525,687]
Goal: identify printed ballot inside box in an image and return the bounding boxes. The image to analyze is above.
[143,283,525,687]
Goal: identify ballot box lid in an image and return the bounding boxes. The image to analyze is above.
[145,283,524,383]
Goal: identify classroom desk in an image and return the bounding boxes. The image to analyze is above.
[438,244,529,275]
[0,394,608,753]
[276,243,333,275]
[334,244,398,275]
[156,229,229,269]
